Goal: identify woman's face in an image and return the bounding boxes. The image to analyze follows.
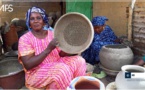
[29,12,44,31]
[94,25,104,34]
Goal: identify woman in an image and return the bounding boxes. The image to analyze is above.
[18,6,86,89]
[81,16,121,65]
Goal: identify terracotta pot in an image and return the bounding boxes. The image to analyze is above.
[67,76,105,90]
[115,65,145,89]
[0,60,25,89]
[99,44,134,71]
[4,25,18,50]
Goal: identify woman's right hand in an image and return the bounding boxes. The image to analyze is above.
[114,38,123,44]
[47,38,59,51]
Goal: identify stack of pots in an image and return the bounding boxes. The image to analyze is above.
[99,44,134,76]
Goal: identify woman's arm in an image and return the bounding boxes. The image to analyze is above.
[134,56,145,66]
[20,38,58,70]
[101,25,119,44]
[134,59,145,66]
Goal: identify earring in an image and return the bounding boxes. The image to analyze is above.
[103,27,105,30]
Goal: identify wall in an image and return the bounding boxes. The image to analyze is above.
[93,1,145,56]
[93,1,131,36]
[0,1,63,26]
[132,2,145,56]
[0,1,131,36]
[0,1,64,52]
[66,1,92,20]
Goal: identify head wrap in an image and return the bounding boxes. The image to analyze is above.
[26,6,49,31]
[92,16,108,26]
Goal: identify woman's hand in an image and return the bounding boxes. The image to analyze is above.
[134,59,145,66]
[47,38,59,51]
[21,38,59,70]
[114,38,123,43]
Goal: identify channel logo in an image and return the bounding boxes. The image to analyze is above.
[125,72,131,78]
[125,72,145,79]
[0,4,13,12]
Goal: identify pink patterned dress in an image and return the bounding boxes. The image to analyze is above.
[18,30,86,89]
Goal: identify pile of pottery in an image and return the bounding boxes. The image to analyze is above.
[99,44,134,76]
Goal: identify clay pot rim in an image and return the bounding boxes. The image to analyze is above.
[103,44,129,49]
[122,65,145,72]
[68,76,105,89]
[4,50,18,57]
[0,70,24,78]
[0,60,24,78]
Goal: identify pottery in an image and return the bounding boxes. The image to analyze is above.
[0,59,25,89]
[1,57,18,61]
[54,12,94,54]
[4,50,18,57]
[106,82,117,90]
[67,76,105,90]
[99,63,120,76]
[115,65,145,89]
[99,44,134,71]
[86,63,94,73]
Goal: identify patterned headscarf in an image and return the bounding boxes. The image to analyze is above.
[92,16,108,26]
[26,6,49,31]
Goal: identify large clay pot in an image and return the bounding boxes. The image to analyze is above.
[67,76,105,90]
[115,65,145,89]
[99,44,134,71]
